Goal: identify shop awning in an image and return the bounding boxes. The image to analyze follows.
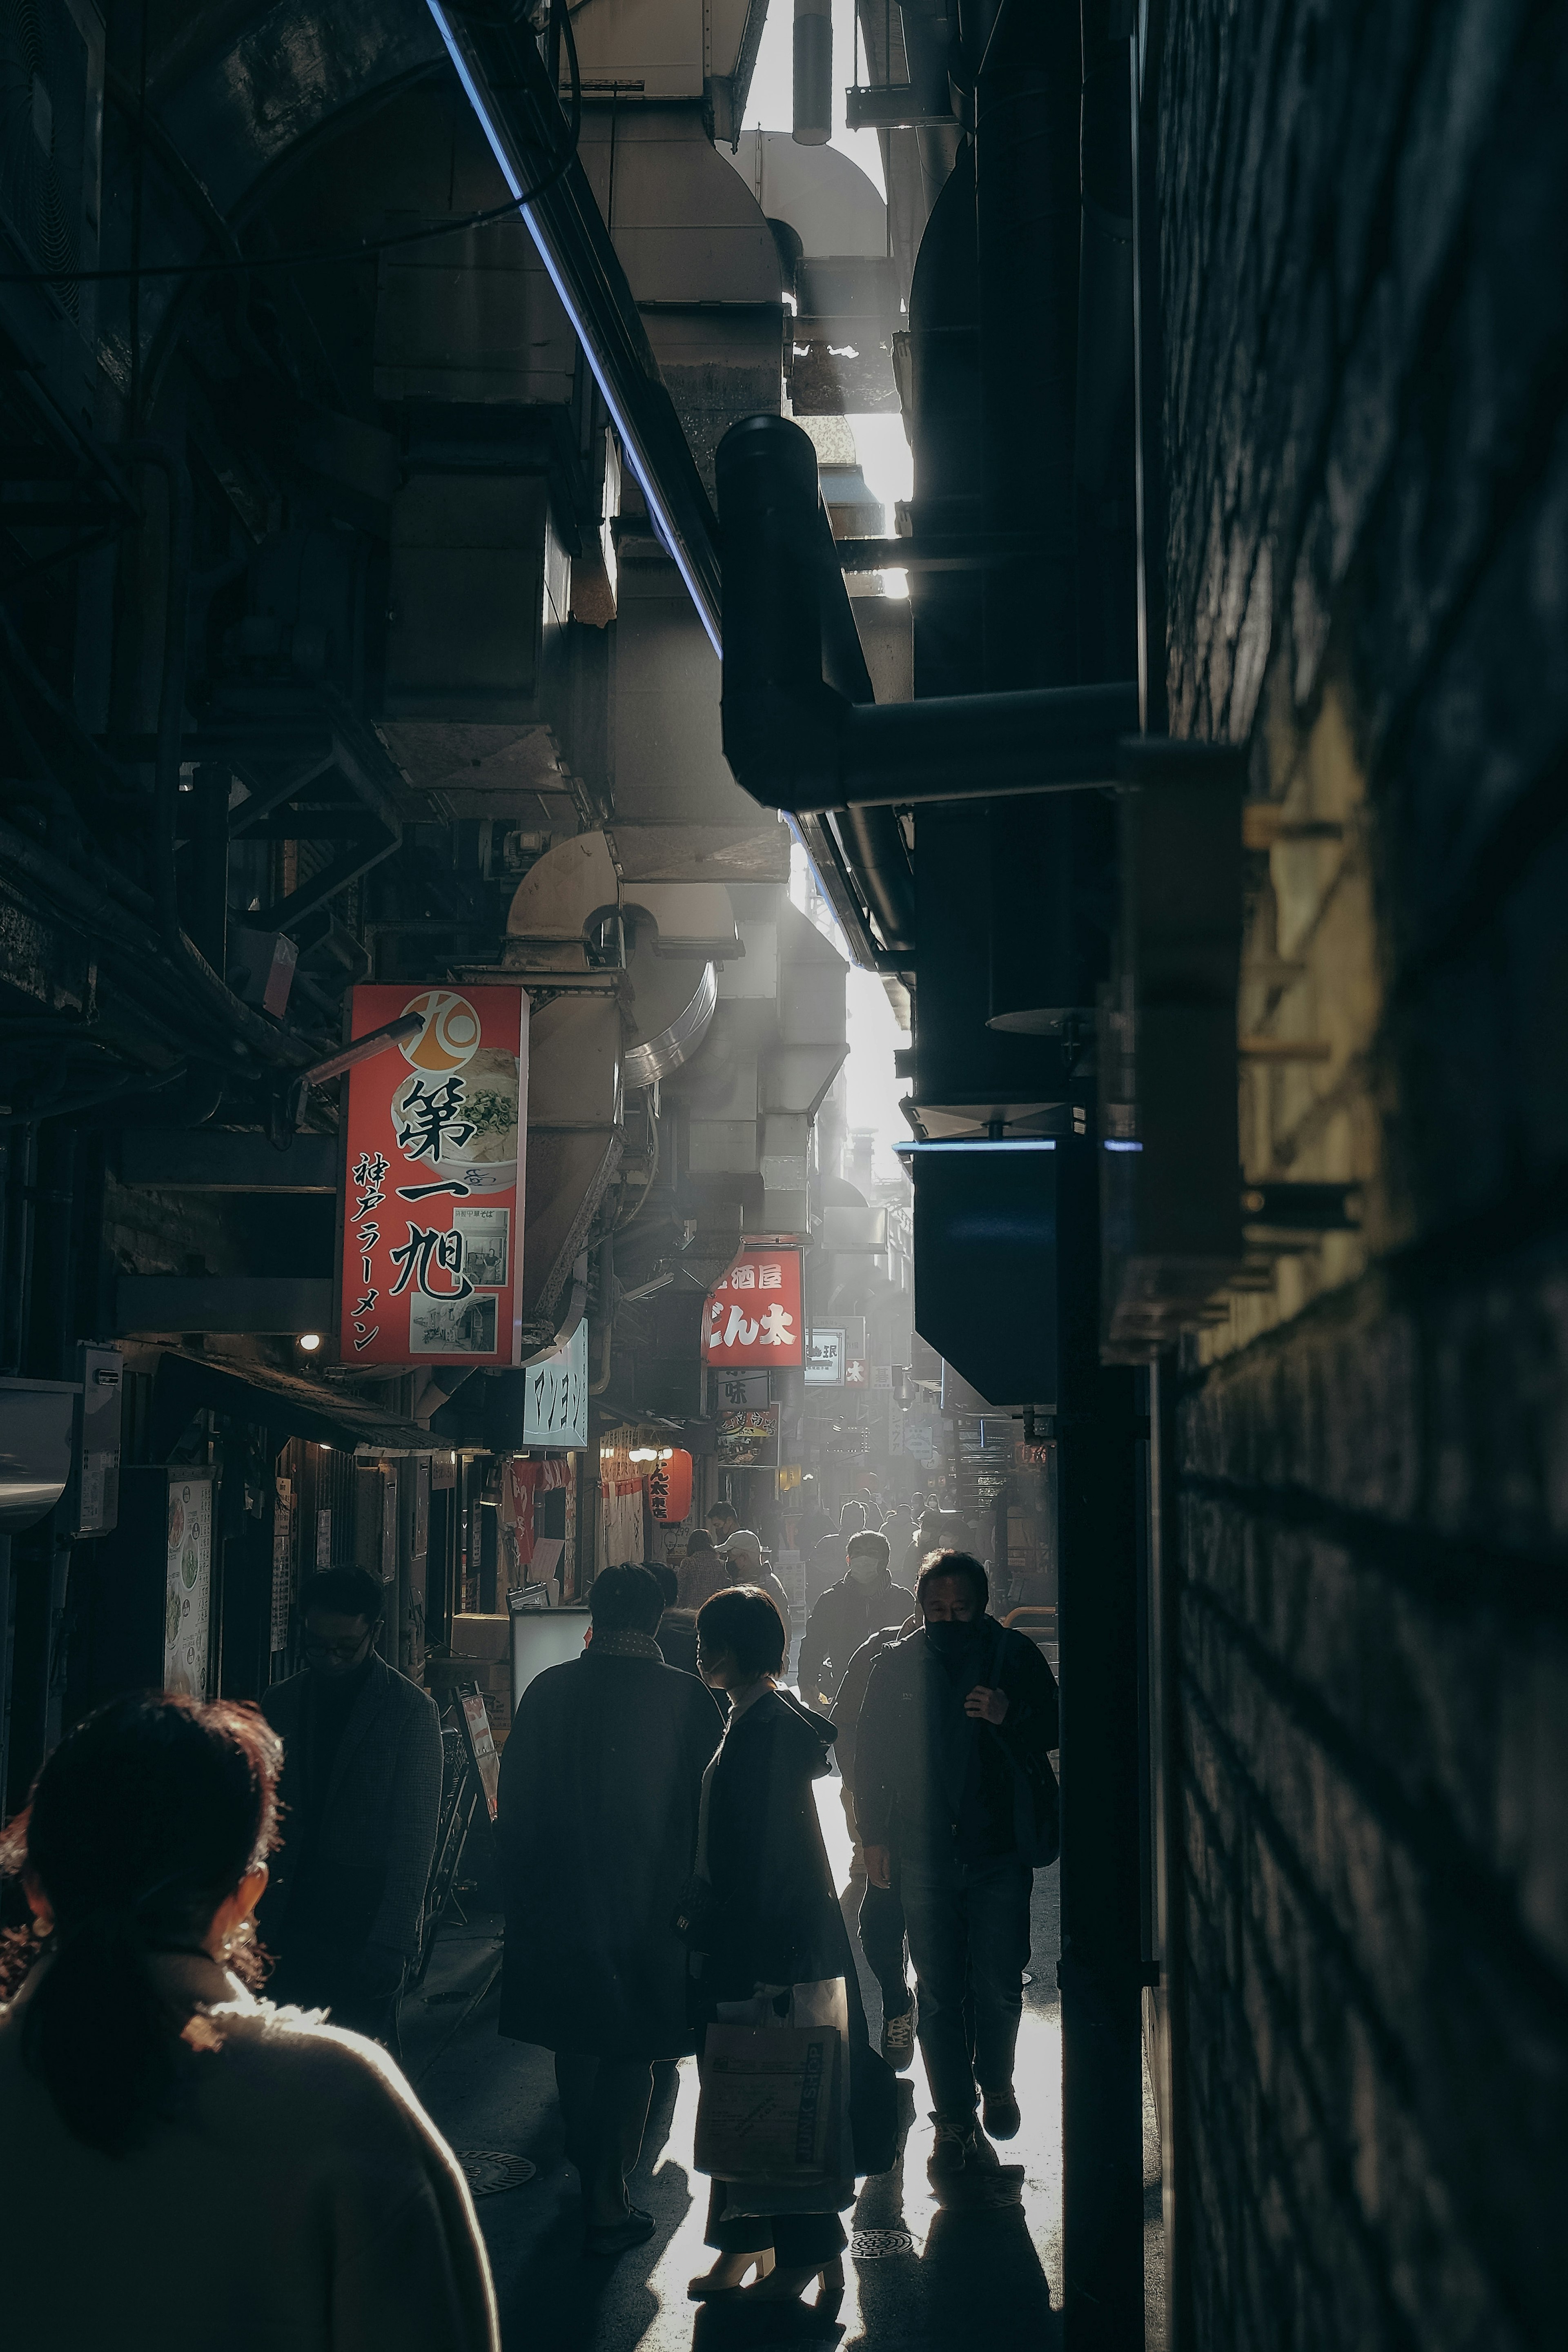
[150,1351,442,1459]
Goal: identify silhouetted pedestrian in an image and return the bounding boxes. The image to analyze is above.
[0,1693,497,2350]
[497,1565,723,2254]
[259,1568,441,2047]
[855,1551,1059,2176]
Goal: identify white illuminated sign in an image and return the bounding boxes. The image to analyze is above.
[521,1319,588,1449]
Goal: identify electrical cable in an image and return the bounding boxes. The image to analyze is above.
[0,0,583,292]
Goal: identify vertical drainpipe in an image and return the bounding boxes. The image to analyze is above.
[794,0,833,144]
[976,0,1105,1038]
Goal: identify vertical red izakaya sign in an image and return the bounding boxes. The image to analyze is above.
[340,985,528,1366]
[702,1245,804,1368]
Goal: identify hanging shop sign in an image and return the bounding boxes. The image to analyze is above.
[708,1367,772,1411]
[340,984,528,1367]
[521,1318,588,1448]
[843,1356,868,1386]
[715,1405,781,1467]
[649,1447,694,1522]
[702,1245,804,1370]
[804,1329,844,1386]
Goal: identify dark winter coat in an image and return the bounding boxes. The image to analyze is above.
[829,1622,906,1795]
[498,1648,724,2059]
[798,1568,916,1702]
[694,1686,897,2176]
[854,1618,1061,1867]
[259,1655,443,1964]
[698,1689,849,2000]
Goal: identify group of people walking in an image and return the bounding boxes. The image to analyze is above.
[0,1522,1058,2344]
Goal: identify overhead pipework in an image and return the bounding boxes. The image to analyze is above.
[715,415,1137,816]
[426,0,722,653]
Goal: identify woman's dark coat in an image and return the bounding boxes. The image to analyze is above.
[497,1649,723,2060]
[696,1687,897,2176]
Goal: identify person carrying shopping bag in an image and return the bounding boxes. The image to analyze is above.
[682,1585,896,2314]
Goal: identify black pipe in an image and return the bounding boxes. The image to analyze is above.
[716,415,1135,815]
[811,506,916,953]
[1075,0,1138,686]
[906,143,984,698]
[976,0,1081,690]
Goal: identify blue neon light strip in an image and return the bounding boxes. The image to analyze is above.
[1102,1140,1144,1152]
[427,0,722,658]
[894,1138,1059,1154]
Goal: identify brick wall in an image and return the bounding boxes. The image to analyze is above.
[1158,0,1568,2343]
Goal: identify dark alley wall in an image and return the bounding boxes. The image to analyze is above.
[1158,0,1568,2344]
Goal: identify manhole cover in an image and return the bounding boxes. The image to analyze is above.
[459,2150,537,2197]
[851,2228,918,2259]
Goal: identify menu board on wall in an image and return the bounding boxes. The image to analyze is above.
[715,1405,781,1467]
[341,985,529,1367]
[163,1474,213,1699]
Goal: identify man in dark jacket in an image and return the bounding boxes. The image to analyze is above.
[832,1619,917,2068]
[498,1564,723,2255]
[798,1532,915,1711]
[808,1500,865,1605]
[855,1550,1060,2176]
[259,1566,443,2048]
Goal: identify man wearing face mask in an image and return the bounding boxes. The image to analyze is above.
[853,1551,1060,2176]
[797,1531,915,1715]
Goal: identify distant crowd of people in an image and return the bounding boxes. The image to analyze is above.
[0,1504,1058,2342]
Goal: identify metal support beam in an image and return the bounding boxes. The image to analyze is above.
[1056,1131,1146,2350]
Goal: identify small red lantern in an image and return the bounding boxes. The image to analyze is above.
[649,1447,693,1523]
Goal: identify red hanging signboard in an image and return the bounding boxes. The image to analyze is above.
[702,1245,804,1369]
[339,984,528,1366]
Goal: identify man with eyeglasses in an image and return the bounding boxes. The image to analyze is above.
[259,1566,443,2047]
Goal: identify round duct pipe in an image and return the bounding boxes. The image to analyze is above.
[793,0,832,145]
[624,960,718,1088]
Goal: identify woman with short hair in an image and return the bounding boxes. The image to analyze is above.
[684,1586,894,2314]
[0,1693,497,2351]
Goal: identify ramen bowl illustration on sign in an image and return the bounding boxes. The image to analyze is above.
[394,1042,520,1195]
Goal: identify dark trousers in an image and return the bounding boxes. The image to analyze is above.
[857,1875,913,2016]
[899,1851,1033,2123]
[705,2181,847,2268]
[555,2051,655,2229]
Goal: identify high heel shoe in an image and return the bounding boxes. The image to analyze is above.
[736,2255,844,2318]
[689,2249,776,2299]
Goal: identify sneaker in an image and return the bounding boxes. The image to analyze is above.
[880,2000,917,2070]
[929,2116,982,2178]
[981,2083,1021,2140]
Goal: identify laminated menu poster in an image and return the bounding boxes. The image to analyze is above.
[163,1475,213,1700]
[715,1405,780,1467]
[340,985,528,1366]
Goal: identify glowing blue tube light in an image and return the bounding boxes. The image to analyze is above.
[894,1139,1059,1155]
[427,0,722,658]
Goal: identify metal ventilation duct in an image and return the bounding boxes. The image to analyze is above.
[625,961,718,1088]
